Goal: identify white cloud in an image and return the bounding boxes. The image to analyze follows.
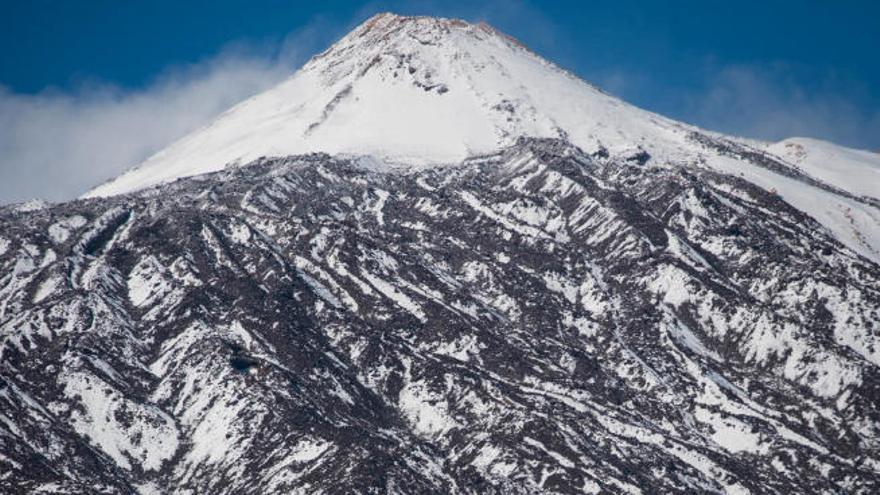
[678,64,880,150]
[0,21,333,204]
[593,62,880,153]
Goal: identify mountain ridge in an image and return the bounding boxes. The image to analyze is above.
[81,13,880,265]
[4,137,880,492]
[2,13,880,494]
[80,12,713,196]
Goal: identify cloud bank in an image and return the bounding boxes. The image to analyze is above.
[0,24,330,204]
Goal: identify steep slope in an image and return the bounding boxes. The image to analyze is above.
[84,12,692,197]
[4,12,880,495]
[83,13,880,265]
[3,139,880,493]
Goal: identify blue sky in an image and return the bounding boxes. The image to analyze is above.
[1,0,878,202]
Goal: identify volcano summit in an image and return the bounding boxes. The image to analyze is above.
[3,13,880,494]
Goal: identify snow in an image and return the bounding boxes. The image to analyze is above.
[647,265,694,307]
[694,407,765,454]
[662,308,721,361]
[523,436,575,468]
[471,444,500,470]
[63,372,180,471]
[33,275,61,303]
[128,256,169,307]
[459,191,551,240]
[295,266,343,309]
[361,270,426,321]
[226,320,255,350]
[287,438,332,463]
[76,13,880,266]
[228,222,251,244]
[431,334,480,362]
[83,13,693,199]
[766,137,880,201]
[48,215,87,244]
[562,312,598,337]
[542,272,579,305]
[370,189,390,226]
[708,152,880,263]
[1,115,878,492]
[135,482,163,495]
[13,199,48,212]
[398,364,458,437]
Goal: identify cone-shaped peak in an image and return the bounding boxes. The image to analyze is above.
[84,13,686,198]
[345,12,506,41]
[303,12,544,84]
[81,14,880,263]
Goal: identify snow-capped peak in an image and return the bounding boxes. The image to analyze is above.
[82,13,880,265]
[84,13,690,198]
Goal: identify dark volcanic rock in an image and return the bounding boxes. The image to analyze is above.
[1,139,879,493]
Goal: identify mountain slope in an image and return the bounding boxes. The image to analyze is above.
[764,137,880,202]
[84,12,690,196]
[4,139,880,493]
[83,13,880,265]
[3,12,880,495]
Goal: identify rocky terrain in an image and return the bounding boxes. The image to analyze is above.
[2,12,880,495]
[3,137,880,493]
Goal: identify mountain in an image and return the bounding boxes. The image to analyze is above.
[83,13,880,266]
[3,13,880,494]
